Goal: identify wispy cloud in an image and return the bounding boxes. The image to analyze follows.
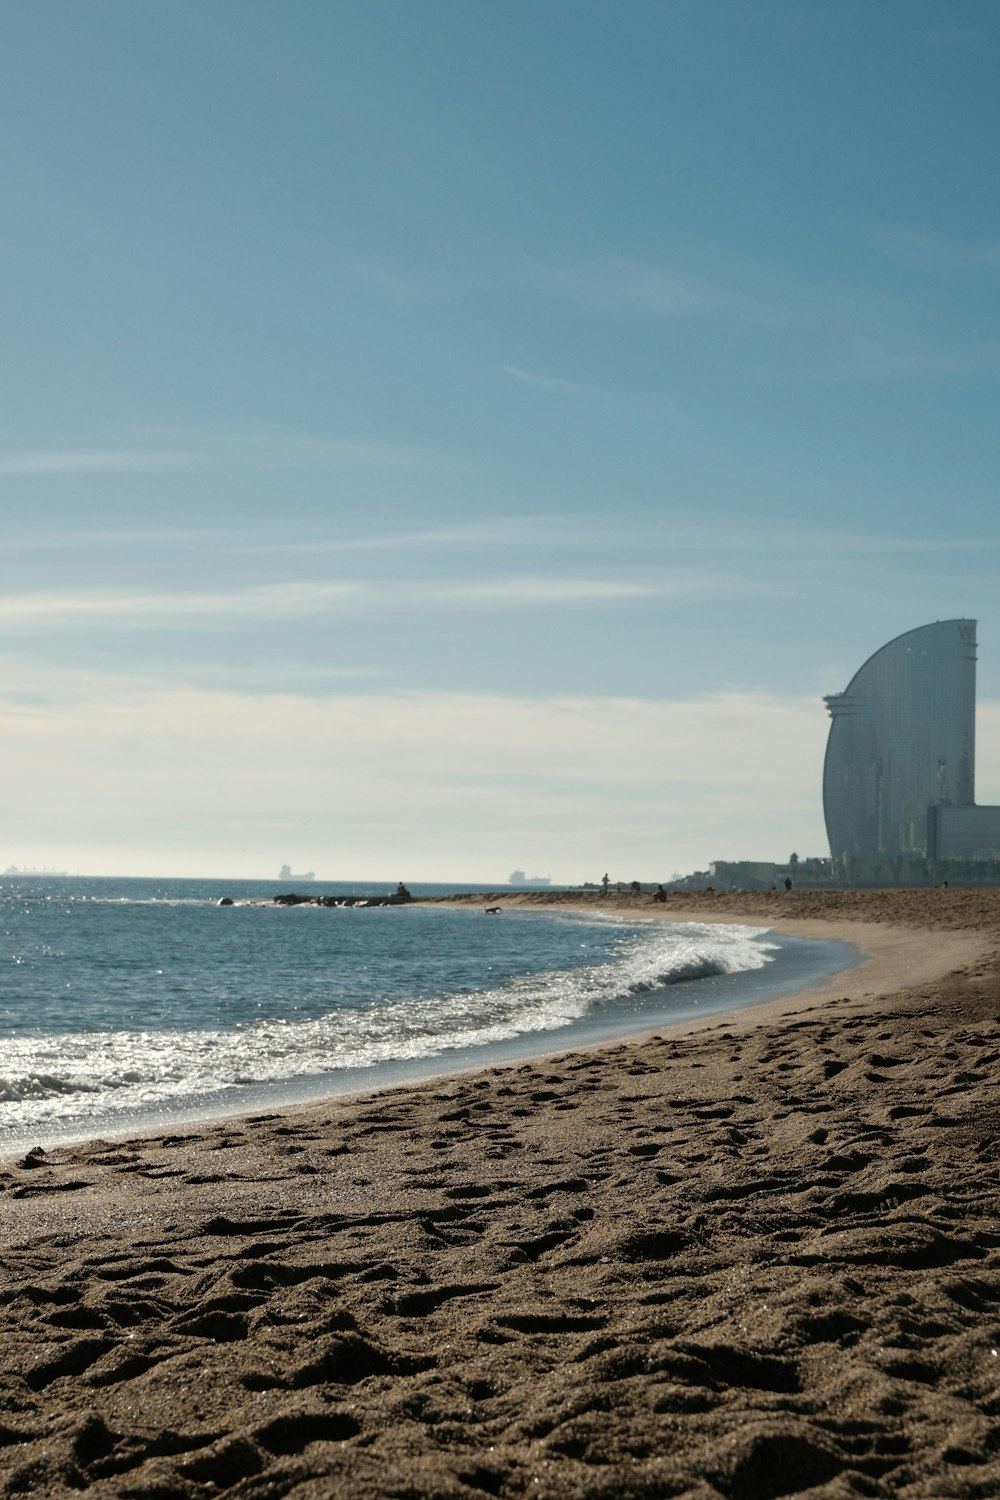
[500,366,599,395]
[514,251,777,324]
[421,576,661,607]
[655,521,1000,557]
[831,333,1000,381]
[499,366,684,418]
[246,520,560,557]
[0,574,665,629]
[0,448,201,477]
[0,582,362,626]
[749,326,1000,385]
[4,527,229,554]
[875,224,1000,274]
[0,427,449,478]
[4,518,563,560]
[355,247,779,325]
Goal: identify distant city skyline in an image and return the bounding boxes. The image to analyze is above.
[2,2,1000,880]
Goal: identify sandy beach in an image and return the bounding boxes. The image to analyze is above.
[2,888,1000,1498]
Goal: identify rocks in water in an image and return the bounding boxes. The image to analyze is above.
[272,893,410,908]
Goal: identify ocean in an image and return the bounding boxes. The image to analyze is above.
[0,877,857,1150]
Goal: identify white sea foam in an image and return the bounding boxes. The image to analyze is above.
[0,922,775,1134]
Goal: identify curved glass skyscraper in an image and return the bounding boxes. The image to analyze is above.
[823,620,977,861]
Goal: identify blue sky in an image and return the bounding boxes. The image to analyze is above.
[2,0,999,881]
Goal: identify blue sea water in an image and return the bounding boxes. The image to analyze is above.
[0,877,857,1149]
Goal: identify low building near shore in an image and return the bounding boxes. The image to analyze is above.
[708,857,833,891]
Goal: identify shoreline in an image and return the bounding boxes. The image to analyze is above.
[2,898,874,1156]
[436,889,996,1040]
[3,889,1000,1496]
[1,892,991,1159]
[2,889,993,1165]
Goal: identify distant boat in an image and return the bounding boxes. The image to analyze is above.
[508,869,551,887]
[3,864,69,877]
[279,864,316,882]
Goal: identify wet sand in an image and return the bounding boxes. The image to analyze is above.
[2,888,1000,1498]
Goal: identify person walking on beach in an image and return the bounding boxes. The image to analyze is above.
[601,873,609,896]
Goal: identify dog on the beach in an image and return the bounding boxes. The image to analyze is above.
[485,906,501,915]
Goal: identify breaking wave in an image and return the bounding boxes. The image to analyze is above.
[0,920,775,1133]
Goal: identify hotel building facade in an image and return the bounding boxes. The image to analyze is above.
[823,619,1000,869]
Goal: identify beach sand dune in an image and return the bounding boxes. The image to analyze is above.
[1,891,1000,1497]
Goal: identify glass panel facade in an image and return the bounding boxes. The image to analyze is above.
[934,805,1000,862]
[823,620,977,860]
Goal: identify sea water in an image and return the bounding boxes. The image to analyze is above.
[0,877,857,1149]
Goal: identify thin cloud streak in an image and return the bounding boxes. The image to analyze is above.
[356,247,780,325]
[358,245,973,385]
[878,225,1000,272]
[0,429,450,478]
[424,577,660,606]
[5,519,562,560]
[514,251,779,325]
[0,448,200,476]
[4,527,234,554]
[248,520,560,557]
[509,249,992,384]
[833,334,1000,381]
[20,517,992,568]
[644,521,1000,557]
[501,366,602,395]
[0,575,665,628]
[499,366,684,416]
[0,582,362,626]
